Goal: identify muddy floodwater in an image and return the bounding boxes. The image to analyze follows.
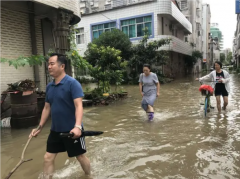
[1,74,240,179]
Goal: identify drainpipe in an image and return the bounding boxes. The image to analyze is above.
[28,2,40,89]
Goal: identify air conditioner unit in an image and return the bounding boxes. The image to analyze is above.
[90,2,94,6]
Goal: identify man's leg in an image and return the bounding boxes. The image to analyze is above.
[215,96,221,112]
[223,96,228,110]
[43,152,57,179]
[76,154,91,175]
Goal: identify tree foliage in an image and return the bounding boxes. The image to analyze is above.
[87,44,127,92]
[85,29,132,65]
[220,53,225,63]
[184,50,203,68]
[66,25,92,70]
[0,55,45,69]
[128,28,171,73]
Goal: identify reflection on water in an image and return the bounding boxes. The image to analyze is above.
[1,74,240,179]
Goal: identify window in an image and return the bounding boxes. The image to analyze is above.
[76,28,84,44]
[196,23,201,31]
[121,15,152,38]
[180,0,187,10]
[92,22,116,39]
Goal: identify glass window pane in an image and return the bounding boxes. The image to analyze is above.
[144,16,152,22]
[93,31,99,39]
[110,22,116,27]
[99,30,103,36]
[98,24,103,29]
[137,24,144,37]
[79,28,84,33]
[92,25,98,30]
[104,23,109,28]
[80,34,84,44]
[129,19,135,25]
[144,22,152,35]
[129,25,136,38]
[122,26,129,36]
[121,20,128,26]
[136,17,143,23]
[76,35,80,44]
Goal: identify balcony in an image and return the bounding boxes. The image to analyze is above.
[157,1,192,34]
[77,35,192,57]
[132,35,192,56]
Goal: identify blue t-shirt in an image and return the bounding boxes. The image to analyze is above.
[45,75,84,132]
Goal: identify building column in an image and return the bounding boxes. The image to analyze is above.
[51,8,74,76]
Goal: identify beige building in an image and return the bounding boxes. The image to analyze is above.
[178,0,203,73]
[1,0,81,92]
[202,3,211,70]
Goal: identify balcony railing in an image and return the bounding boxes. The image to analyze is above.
[132,35,192,56]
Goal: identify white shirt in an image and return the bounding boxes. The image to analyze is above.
[199,70,230,93]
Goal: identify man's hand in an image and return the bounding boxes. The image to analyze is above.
[29,125,42,138]
[218,79,223,83]
[195,78,199,81]
[141,92,144,97]
[157,92,160,97]
[70,127,82,139]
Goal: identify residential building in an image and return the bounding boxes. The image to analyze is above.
[234,14,240,68]
[210,23,224,50]
[178,0,203,73]
[1,1,81,92]
[77,0,193,77]
[202,3,211,70]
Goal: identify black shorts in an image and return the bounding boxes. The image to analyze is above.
[47,130,86,157]
[215,87,228,97]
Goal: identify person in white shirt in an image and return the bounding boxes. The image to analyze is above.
[196,61,230,113]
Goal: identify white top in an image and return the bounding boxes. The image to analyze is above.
[199,70,230,93]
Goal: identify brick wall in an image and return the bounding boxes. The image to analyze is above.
[1,8,34,92]
[33,0,80,17]
[1,8,46,92]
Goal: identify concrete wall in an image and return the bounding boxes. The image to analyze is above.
[163,52,185,77]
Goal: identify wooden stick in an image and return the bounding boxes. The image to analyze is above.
[4,126,41,179]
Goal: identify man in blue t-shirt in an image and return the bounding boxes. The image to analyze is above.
[29,53,90,178]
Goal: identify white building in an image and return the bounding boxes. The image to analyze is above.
[178,0,203,73]
[202,3,211,70]
[77,0,193,77]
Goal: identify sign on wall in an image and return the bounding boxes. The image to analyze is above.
[236,0,240,14]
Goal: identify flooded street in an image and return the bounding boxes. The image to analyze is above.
[1,74,240,179]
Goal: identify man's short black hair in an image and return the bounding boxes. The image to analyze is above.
[143,64,151,70]
[214,61,222,68]
[49,53,67,70]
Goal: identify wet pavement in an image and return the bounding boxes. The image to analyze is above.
[1,74,240,179]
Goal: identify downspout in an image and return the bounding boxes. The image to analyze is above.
[28,2,40,89]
